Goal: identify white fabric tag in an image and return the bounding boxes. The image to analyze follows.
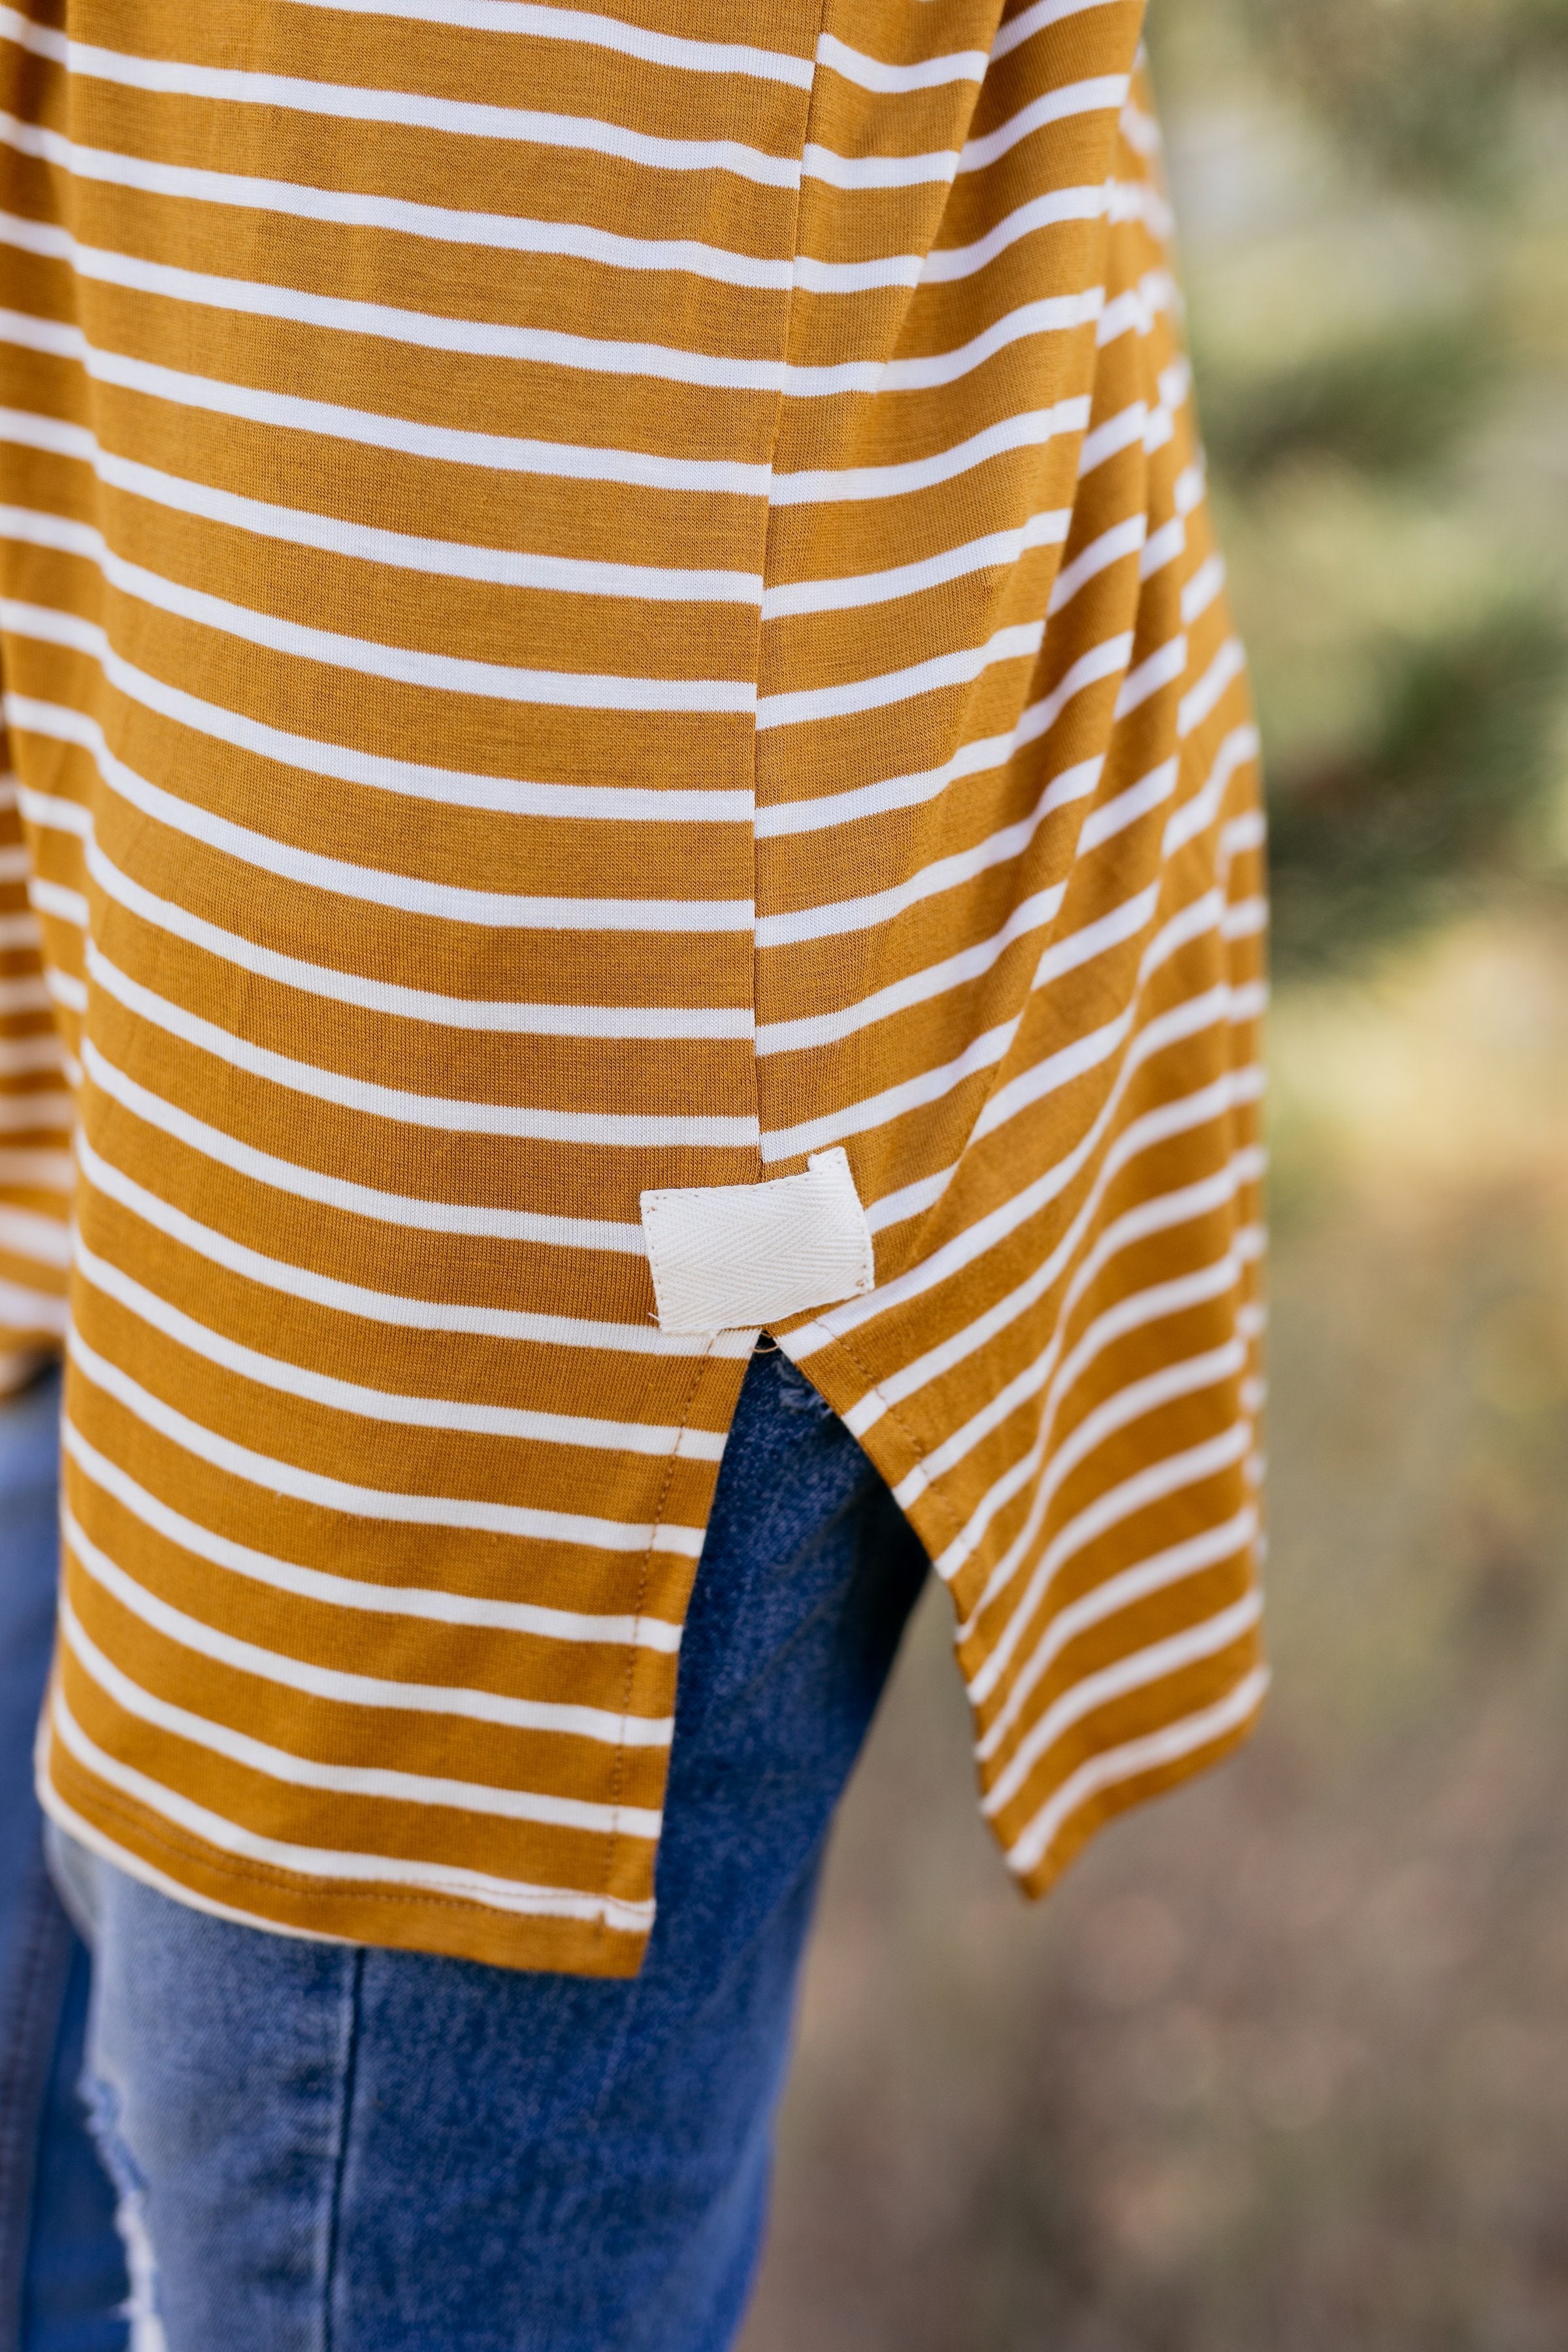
[640,1148,875,1334]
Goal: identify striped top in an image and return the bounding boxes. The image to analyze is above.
[0,0,1267,1975]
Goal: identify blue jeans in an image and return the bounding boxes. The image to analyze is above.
[0,1366,128,2352]
[52,1345,928,2351]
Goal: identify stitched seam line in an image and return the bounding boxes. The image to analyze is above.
[596,1333,721,1956]
[320,1946,363,2352]
[42,1767,644,1938]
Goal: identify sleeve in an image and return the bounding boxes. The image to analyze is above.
[0,739,73,1392]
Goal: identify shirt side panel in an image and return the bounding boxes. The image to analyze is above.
[756,11,1267,1897]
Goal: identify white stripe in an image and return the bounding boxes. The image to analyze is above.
[38,1786,353,1950]
[904,1247,1245,1510]
[80,833,750,1041]
[8,685,756,929]
[84,939,760,1152]
[45,966,86,1014]
[0,116,797,295]
[790,249,928,295]
[799,936,1252,1344]
[972,998,1136,1147]
[80,1039,647,1253]
[792,185,1111,297]
[1181,549,1228,628]
[756,885,1065,1056]
[278,0,815,88]
[989,1593,1262,1833]
[63,1415,684,1648]
[1078,756,1177,851]
[849,1141,1262,1429]
[0,973,50,1013]
[0,409,764,605]
[1119,92,1163,160]
[762,853,1152,1064]
[74,1131,729,1359]
[981,1507,1258,1812]
[10,783,86,834]
[921,185,1110,286]
[1047,513,1147,615]
[0,213,792,401]
[0,1203,69,1264]
[0,311,770,498]
[956,1333,1248,1620]
[760,881,1158,1153]
[801,141,959,193]
[67,1326,707,1557]
[757,619,1045,732]
[1175,457,1207,517]
[0,1272,65,1330]
[761,1019,1018,1165]
[970,904,1237,1145]
[769,396,1089,507]
[1077,399,1147,476]
[967,1416,1250,1706]
[800,73,1126,189]
[1114,634,1186,719]
[756,753,1075,949]
[1222,809,1267,862]
[1139,515,1184,580]
[48,1688,657,1929]
[0,1145,73,1187]
[847,1047,1244,1264]
[0,506,755,712]
[816,31,988,91]
[1179,638,1246,738]
[74,1235,726,1457]
[0,13,800,188]
[760,508,1068,619]
[0,1032,65,1074]
[60,1593,664,1837]
[990,0,1124,63]
[1164,725,1259,857]
[27,875,88,928]
[740,654,1122,838]
[1096,270,1173,348]
[61,1520,669,1746]
[1004,1666,1269,1877]
[825,1036,1256,1301]
[779,289,1102,400]
[7,615,751,826]
[960,73,1130,172]
[0,1088,71,1132]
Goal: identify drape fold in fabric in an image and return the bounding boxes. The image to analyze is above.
[0,0,1267,1974]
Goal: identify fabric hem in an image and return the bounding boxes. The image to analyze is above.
[39,1747,651,1980]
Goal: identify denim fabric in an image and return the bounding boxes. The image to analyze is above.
[0,1367,127,2352]
[72,1345,929,2352]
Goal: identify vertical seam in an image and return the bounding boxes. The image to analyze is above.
[751,0,834,1178]
[595,1334,722,1962]
[320,1946,363,2352]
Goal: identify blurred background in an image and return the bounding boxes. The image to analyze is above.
[742,3,1568,2345]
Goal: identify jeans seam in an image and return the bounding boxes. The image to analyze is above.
[321,1948,363,2352]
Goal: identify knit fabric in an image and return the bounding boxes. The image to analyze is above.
[0,0,1267,1974]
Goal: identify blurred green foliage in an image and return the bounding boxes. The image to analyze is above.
[1266,608,1566,966]
[1243,0,1568,194]
[1195,319,1499,486]
[1150,0,1568,977]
